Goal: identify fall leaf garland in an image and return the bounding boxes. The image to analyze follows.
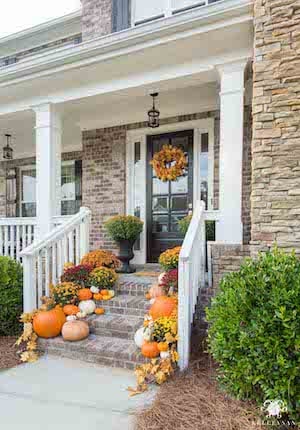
[150,145,187,182]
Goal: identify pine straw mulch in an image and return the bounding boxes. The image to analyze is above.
[0,336,21,370]
[134,353,264,430]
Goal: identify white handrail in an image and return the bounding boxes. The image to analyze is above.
[178,200,206,370]
[20,207,91,312]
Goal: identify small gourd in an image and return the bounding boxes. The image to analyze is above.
[66,315,77,322]
[141,341,160,359]
[95,308,105,315]
[90,286,99,294]
[158,342,169,352]
[76,311,87,319]
[63,305,79,316]
[108,290,115,298]
[134,327,145,348]
[93,293,103,301]
[160,351,170,360]
[78,288,93,301]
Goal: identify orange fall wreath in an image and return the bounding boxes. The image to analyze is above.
[150,145,187,182]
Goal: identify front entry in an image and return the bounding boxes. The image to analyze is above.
[147,130,193,262]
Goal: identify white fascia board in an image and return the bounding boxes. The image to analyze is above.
[0,0,252,86]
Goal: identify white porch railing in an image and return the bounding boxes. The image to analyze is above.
[0,218,36,261]
[178,200,206,370]
[20,207,91,313]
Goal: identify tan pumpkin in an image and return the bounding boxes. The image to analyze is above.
[141,341,160,358]
[95,308,105,315]
[63,305,79,316]
[33,307,66,338]
[149,285,164,299]
[149,296,177,320]
[78,288,93,301]
[62,320,90,342]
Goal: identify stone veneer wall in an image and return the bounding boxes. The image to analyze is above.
[81,0,113,41]
[0,151,82,218]
[251,0,300,254]
[82,107,252,250]
[209,243,251,290]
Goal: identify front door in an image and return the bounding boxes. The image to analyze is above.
[147,130,193,262]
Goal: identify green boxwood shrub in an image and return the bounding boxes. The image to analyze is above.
[206,248,300,421]
[105,215,143,242]
[0,256,23,336]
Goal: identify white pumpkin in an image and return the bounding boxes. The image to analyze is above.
[134,327,145,348]
[66,315,77,322]
[76,311,87,319]
[160,351,170,360]
[158,272,166,285]
[90,286,99,294]
[150,298,156,305]
[79,300,96,315]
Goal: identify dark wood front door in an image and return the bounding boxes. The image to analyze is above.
[147,130,193,262]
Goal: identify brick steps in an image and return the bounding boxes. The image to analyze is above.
[40,275,153,369]
[39,333,146,370]
[88,314,144,339]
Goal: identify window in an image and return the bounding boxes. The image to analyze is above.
[20,161,82,217]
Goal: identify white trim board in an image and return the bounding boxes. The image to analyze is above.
[126,117,215,264]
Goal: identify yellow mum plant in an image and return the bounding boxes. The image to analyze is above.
[81,250,120,269]
[159,246,181,271]
[50,282,80,306]
[89,267,118,289]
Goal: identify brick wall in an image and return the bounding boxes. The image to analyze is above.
[251,0,300,255]
[81,0,112,41]
[82,128,126,252]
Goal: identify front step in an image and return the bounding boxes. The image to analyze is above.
[95,294,151,317]
[39,274,154,369]
[89,314,144,339]
[39,334,145,369]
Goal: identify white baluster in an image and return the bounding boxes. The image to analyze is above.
[0,227,3,256]
[16,226,20,261]
[75,225,80,265]
[9,226,14,258]
[37,253,43,304]
[68,231,74,264]
[4,226,8,256]
[57,240,63,281]
[22,225,26,249]
[45,247,50,296]
[52,244,57,285]
[63,235,68,265]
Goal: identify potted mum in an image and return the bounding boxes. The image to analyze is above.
[105,215,143,273]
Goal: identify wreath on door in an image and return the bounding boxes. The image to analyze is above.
[150,144,187,182]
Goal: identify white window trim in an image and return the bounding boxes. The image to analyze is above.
[126,117,215,264]
[20,160,77,217]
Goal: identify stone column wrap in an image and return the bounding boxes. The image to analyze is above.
[251,0,300,254]
[81,0,113,41]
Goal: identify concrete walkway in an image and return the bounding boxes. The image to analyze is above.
[0,356,156,430]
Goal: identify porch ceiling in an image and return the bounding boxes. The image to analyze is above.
[0,82,219,159]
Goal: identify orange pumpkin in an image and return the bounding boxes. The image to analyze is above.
[158,342,169,352]
[93,293,103,301]
[63,305,79,316]
[95,308,105,315]
[141,341,160,358]
[100,289,109,296]
[145,293,151,300]
[78,288,93,301]
[102,294,111,301]
[149,296,177,320]
[149,285,164,299]
[33,307,66,338]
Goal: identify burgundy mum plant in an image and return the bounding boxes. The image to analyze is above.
[161,269,178,292]
[61,264,93,287]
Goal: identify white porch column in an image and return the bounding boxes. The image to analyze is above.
[33,103,61,239]
[216,61,247,243]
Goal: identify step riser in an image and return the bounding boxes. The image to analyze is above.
[116,284,151,297]
[41,349,139,370]
[90,327,135,339]
[96,305,149,317]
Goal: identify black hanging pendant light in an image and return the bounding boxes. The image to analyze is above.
[148,92,160,128]
[3,134,13,160]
